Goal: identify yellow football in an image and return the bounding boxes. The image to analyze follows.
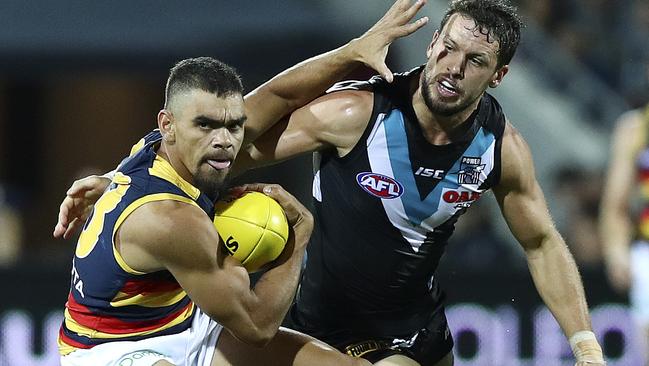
[213,191,289,272]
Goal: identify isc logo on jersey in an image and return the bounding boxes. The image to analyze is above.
[356,172,404,199]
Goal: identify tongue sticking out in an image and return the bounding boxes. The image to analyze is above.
[208,160,231,170]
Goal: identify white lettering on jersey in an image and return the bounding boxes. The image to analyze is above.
[71,260,85,298]
[414,167,445,179]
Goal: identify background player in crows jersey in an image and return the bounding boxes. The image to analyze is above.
[54,1,606,365]
[600,58,649,365]
[53,1,429,365]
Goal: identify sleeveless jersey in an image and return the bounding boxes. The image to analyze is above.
[636,105,649,240]
[58,130,215,355]
[294,67,506,335]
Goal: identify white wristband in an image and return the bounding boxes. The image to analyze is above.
[570,330,605,364]
[569,330,597,353]
[101,169,116,181]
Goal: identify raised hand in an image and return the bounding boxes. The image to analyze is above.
[53,175,111,239]
[351,0,429,82]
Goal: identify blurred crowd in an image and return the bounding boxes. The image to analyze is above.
[517,0,649,107]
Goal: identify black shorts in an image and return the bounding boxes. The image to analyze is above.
[285,306,454,366]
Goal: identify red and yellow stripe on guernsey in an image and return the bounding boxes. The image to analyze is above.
[110,279,187,308]
[59,292,194,355]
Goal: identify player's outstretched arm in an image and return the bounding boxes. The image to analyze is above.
[242,0,428,143]
[599,111,643,293]
[123,183,312,347]
[492,123,606,366]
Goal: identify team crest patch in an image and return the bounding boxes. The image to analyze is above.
[457,156,485,185]
[356,172,404,199]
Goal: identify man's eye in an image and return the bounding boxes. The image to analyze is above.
[199,122,209,129]
[228,123,243,132]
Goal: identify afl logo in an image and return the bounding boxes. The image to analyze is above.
[356,172,404,199]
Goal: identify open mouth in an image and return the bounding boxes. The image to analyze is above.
[436,78,460,98]
[207,159,232,170]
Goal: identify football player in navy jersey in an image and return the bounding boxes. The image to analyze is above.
[53,1,429,366]
[54,1,605,365]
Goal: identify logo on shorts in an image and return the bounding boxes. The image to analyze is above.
[356,172,404,199]
[457,157,485,185]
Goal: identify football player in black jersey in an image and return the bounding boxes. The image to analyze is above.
[54,1,605,365]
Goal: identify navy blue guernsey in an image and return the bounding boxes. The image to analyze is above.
[292,67,506,336]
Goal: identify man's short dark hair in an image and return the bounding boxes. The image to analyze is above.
[440,0,523,68]
[165,57,243,108]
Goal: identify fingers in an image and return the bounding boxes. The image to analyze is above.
[239,183,307,226]
[53,223,66,238]
[376,62,394,83]
[395,16,429,37]
[67,176,96,196]
[53,196,74,238]
[67,175,110,197]
[64,218,83,240]
[401,0,427,24]
[381,0,427,28]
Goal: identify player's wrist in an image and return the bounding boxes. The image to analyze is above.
[570,331,606,364]
[101,169,116,182]
[341,38,365,65]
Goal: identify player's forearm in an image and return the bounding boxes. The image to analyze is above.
[243,41,361,142]
[247,247,306,342]
[528,238,607,365]
[526,233,592,337]
[259,41,359,108]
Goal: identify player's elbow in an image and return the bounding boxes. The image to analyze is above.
[205,302,278,347]
[230,324,277,348]
[248,328,277,348]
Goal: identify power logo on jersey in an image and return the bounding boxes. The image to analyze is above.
[456,156,485,185]
[356,172,404,199]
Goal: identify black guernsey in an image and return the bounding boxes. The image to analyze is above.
[291,67,506,338]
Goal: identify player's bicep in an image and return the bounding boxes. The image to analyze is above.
[235,90,372,172]
[132,203,256,325]
[493,124,557,250]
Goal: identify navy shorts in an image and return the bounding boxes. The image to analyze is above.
[286,306,454,366]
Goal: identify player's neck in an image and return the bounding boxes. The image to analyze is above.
[157,143,195,187]
[411,83,481,145]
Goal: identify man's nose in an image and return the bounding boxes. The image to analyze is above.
[210,128,232,148]
[447,54,465,79]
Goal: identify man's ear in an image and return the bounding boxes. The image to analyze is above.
[489,65,509,88]
[158,109,175,143]
[426,30,440,59]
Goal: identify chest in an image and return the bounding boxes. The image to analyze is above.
[356,109,497,228]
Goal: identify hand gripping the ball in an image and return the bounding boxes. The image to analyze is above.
[215,184,313,272]
[235,183,313,258]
